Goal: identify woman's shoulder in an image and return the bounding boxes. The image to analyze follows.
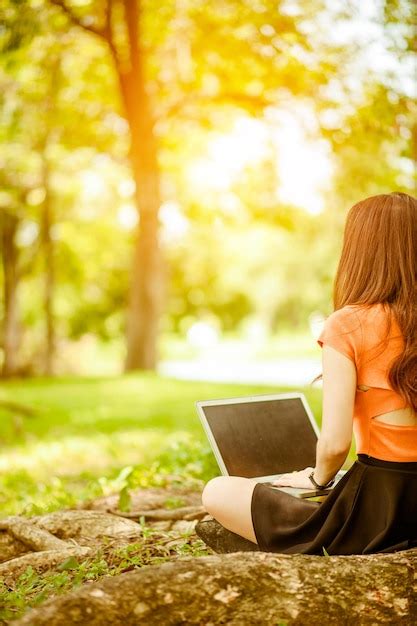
[330,302,387,324]
[323,304,363,329]
[331,302,401,352]
[317,305,362,361]
[348,302,396,333]
[322,303,386,344]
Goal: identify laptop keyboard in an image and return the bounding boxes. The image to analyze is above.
[262,470,345,487]
[261,470,346,496]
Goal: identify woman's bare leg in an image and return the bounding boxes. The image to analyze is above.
[201,476,258,544]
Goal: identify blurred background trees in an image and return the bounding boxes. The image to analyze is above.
[0,0,415,378]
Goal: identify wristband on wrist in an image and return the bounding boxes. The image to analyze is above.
[308,470,335,490]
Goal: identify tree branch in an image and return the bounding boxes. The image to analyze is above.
[0,399,35,417]
[49,0,107,40]
[157,90,272,122]
[103,0,112,40]
[103,0,120,68]
[122,0,140,69]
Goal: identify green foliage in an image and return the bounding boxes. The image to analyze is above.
[1,1,414,374]
[164,496,187,509]
[57,556,80,571]
[115,466,134,512]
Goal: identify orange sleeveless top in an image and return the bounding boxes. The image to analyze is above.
[317,302,417,462]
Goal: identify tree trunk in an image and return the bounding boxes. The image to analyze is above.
[48,0,165,372]
[40,155,55,375]
[14,549,417,625]
[1,210,21,377]
[120,0,164,372]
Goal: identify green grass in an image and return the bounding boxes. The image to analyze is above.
[0,373,354,516]
[0,373,357,622]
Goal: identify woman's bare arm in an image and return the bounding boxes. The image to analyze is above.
[313,344,356,486]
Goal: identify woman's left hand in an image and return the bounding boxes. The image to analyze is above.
[271,467,315,489]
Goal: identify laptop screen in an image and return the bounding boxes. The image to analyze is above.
[201,397,318,478]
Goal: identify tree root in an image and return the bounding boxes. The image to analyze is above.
[0,546,91,584]
[0,491,207,586]
[110,505,206,521]
[0,516,75,552]
[0,510,144,583]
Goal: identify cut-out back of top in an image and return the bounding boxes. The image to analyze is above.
[317,303,417,462]
[356,385,417,425]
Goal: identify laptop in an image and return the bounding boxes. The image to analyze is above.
[196,392,347,498]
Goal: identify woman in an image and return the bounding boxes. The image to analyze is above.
[200,191,417,555]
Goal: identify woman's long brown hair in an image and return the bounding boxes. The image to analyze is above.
[310,191,417,413]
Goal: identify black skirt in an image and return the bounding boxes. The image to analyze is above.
[251,454,417,555]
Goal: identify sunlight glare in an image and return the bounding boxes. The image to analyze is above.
[160,201,189,242]
[117,203,138,229]
[186,112,332,214]
[80,170,106,198]
[118,178,136,198]
[273,111,333,215]
[187,117,268,191]
[187,321,220,348]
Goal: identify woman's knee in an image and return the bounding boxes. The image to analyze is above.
[201,476,230,514]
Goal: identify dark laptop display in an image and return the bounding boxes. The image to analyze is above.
[201,397,317,478]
